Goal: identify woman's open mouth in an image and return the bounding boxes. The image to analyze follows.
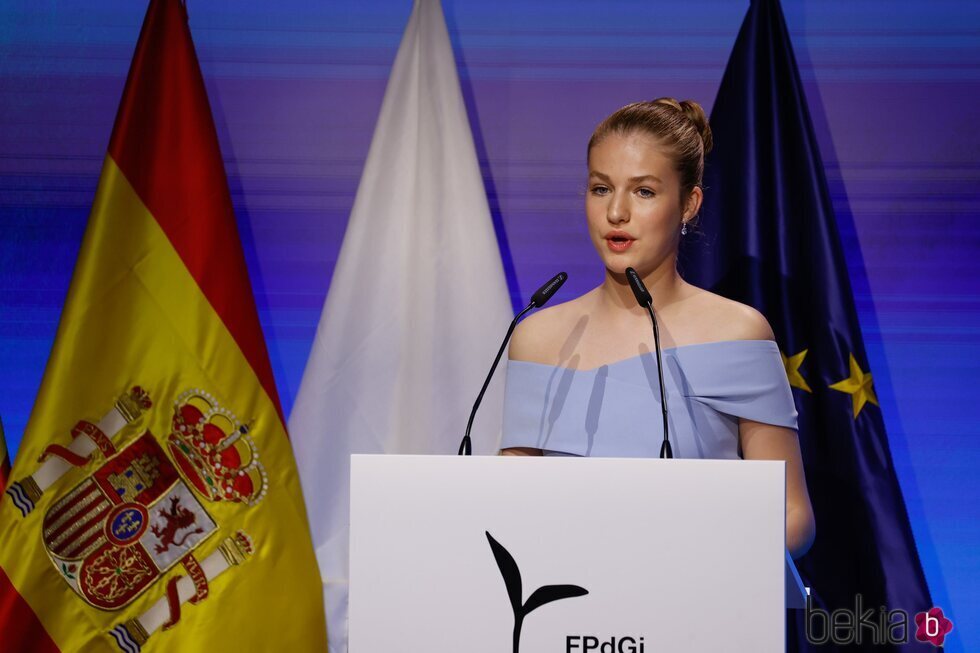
[605,233,634,252]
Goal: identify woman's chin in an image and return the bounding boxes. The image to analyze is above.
[603,260,635,277]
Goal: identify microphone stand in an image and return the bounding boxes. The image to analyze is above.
[458,272,568,456]
[625,267,673,459]
[643,300,673,459]
[457,303,535,456]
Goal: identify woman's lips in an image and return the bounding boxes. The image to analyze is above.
[605,235,634,252]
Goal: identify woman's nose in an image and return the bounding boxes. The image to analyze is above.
[607,193,629,224]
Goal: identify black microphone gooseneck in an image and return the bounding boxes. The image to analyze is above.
[625,267,673,459]
[458,272,569,456]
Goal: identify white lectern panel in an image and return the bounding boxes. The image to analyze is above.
[350,455,785,652]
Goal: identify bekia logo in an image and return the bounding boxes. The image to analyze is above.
[485,531,588,653]
[914,607,954,648]
[805,594,955,648]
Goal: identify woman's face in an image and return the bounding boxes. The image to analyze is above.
[586,130,694,277]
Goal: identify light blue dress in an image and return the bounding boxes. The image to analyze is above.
[500,339,798,458]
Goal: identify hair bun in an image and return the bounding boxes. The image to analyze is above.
[653,97,712,155]
[678,99,713,155]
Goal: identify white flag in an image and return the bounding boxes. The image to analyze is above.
[288,0,513,650]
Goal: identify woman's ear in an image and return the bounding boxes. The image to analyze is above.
[683,186,703,222]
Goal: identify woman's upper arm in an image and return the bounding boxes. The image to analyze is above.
[739,418,815,554]
[739,419,809,503]
[739,418,798,456]
[500,447,543,456]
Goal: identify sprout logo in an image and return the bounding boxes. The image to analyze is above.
[485,531,589,653]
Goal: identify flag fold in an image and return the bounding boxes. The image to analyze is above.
[680,0,933,651]
[0,1,326,651]
[288,0,513,650]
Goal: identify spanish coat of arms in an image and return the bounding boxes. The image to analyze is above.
[7,387,264,651]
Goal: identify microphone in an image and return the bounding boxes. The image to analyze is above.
[625,267,652,306]
[458,272,568,456]
[625,267,673,459]
[530,272,568,307]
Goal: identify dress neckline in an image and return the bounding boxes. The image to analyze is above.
[508,338,777,373]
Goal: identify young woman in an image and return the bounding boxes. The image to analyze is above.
[500,99,815,559]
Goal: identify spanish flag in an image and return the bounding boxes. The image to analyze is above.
[0,417,9,493]
[0,2,327,651]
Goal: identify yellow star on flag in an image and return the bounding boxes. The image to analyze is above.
[780,349,812,393]
[829,353,879,418]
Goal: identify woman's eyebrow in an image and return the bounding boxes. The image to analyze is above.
[587,171,662,185]
[629,174,662,184]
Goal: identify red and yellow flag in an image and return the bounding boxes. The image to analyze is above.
[0,2,327,651]
[0,417,9,492]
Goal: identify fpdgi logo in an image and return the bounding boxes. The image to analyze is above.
[485,531,588,653]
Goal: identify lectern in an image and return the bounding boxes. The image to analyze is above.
[350,455,806,652]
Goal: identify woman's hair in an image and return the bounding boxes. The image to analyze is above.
[587,98,713,200]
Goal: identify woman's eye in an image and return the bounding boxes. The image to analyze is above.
[590,185,610,196]
[637,187,655,198]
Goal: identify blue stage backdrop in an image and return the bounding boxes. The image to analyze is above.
[1,1,977,649]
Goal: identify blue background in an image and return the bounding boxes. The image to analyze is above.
[1,1,977,649]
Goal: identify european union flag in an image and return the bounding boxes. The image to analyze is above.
[680,1,934,650]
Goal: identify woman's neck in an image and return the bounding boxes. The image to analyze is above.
[597,260,686,315]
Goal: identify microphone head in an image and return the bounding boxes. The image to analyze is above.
[625,267,652,307]
[530,272,568,307]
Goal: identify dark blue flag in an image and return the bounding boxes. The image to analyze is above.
[680,0,935,650]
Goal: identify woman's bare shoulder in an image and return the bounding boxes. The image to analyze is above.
[682,285,776,343]
[509,291,595,364]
